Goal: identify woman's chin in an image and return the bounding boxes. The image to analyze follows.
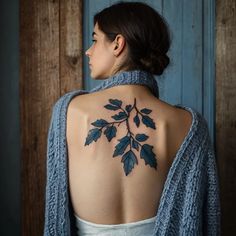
[89,71,99,80]
[90,72,97,80]
[90,72,103,80]
[88,68,108,80]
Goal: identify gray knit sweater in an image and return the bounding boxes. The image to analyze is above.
[44,70,221,236]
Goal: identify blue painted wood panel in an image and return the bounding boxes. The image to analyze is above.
[83,0,215,143]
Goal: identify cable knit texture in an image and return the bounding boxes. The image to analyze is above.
[43,70,221,236]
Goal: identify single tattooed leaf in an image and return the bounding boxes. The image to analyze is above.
[91,119,108,127]
[135,133,149,142]
[113,136,130,157]
[140,144,157,169]
[121,150,138,176]
[111,111,127,121]
[142,115,156,129]
[140,108,152,114]
[133,114,140,127]
[104,126,117,142]
[132,139,139,151]
[85,128,102,145]
[125,105,132,112]
[109,99,122,107]
[104,104,120,111]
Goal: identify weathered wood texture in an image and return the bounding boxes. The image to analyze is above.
[19,0,83,235]
[60,0,84,92]
[216,0,236,235]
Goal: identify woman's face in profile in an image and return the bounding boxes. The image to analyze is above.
[85,23,117,80]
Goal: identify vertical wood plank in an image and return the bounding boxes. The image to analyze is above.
[162,0,182,104]
[182,0,203,111]
[20,0,60,235]
[203,0,216,142]
[20,0,83,235]
[60,0,84,93]
[216,0,236,235]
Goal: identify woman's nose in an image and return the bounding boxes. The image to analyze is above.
[85,48,90,57]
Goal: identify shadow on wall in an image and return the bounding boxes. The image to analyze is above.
[0,0,20,236]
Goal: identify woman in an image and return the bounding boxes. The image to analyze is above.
[44,1,220,236]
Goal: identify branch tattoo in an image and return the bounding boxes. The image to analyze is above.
[84,98,157,176]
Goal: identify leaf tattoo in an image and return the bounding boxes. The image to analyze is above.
[84,98,157,176]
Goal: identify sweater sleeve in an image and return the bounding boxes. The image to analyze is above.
[43,93,80,236]
[43,103,57,236]
[203,141,221,235]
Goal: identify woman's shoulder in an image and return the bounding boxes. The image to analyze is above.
[151,99,194,135]
[172,104,212,151]
[52,89,88,111]
[173,104,210,133]
[156,101,211,152]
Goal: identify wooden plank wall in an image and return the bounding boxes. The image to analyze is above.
[19,0,83,235]
[216,0,236,235]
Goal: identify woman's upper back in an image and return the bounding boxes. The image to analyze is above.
[66,86,193,224]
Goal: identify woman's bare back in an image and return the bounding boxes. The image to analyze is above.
[66,86,193,224]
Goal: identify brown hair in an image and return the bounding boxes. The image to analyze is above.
[94,1,171,76]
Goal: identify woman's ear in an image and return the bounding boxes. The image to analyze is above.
[113,34,126,56]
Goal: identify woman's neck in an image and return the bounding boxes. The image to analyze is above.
[98,84,155,99]
[89,70,159,99]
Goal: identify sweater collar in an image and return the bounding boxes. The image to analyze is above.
[89,70,159,99]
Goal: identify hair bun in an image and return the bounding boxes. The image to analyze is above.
[140,53,170,75]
